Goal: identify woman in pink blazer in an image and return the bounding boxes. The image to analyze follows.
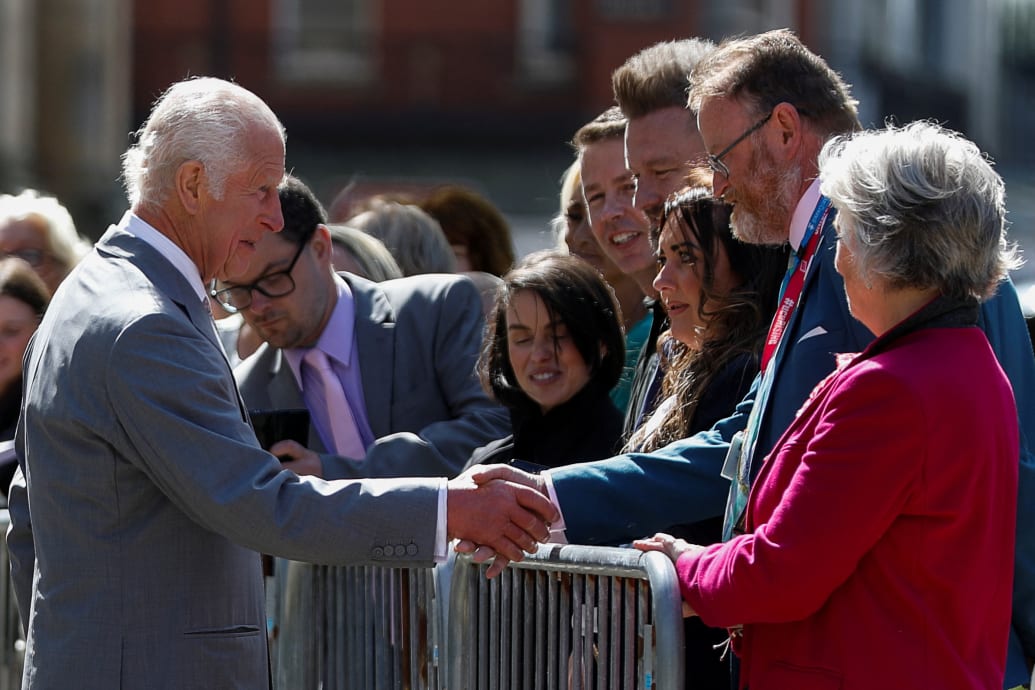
[636,121,1021,690]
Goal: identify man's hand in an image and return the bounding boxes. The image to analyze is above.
[467,463,547,495]
[452,464,552,570]
[268,440,323,477]
[447,469,559,579]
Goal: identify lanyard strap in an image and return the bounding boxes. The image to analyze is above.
[760,196,832,371]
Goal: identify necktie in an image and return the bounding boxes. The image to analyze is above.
[302,348,367,458]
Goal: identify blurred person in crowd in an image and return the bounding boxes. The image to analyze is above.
[0,188,91,294]
[230,175,509,479]
[555,159,649,413]
[7,76,556,689]
[419,184,515,276]
[348,199,457,276]
[326,222,404,282]
[464,29,1035,687]
[637,120,1020,690]
[0,259,48,497]
[468,251,624,469]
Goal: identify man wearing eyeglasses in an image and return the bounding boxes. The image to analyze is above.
[227,174,509,480]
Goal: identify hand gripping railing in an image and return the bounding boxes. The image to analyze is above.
[446,544,685,690]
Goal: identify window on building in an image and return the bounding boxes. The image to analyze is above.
[518,0,575,84]
[272,0,374,84]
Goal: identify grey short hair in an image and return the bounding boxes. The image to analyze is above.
[347,200,457,276]
[819,121,1021,301]
[325,223,404,282]
[0,189,90,271]
[121,77,286,210]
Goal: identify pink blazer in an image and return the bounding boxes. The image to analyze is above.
[678,324,1018,690]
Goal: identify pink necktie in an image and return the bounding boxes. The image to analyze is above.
[302,348,367,459]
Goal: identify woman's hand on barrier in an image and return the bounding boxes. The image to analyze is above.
[633,532,703,617]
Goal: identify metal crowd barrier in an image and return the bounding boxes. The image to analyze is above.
[447,545,684,690]
[0,510,24,690]
[272,559,443,689]
[272,544,684,690]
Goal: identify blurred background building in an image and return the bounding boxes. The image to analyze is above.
[1,0,1034,282]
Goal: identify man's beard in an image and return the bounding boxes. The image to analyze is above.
[729,146,801,247]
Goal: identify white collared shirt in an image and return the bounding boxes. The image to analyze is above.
[118,210,207,303]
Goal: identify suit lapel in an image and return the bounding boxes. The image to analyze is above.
[97,228,249,421]
[349,276,396,438]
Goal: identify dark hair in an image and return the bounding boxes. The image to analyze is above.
[688,29,861,138]
[278,174,327,245]
[419,185,515,277]
[635,185,788,449]
[0,258,49,317]
[612,39,716,119]
[479,250,625,412]
[571,106,627,151]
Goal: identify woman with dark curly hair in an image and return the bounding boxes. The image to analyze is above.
[629,176,787,455]
[469,250,625,470]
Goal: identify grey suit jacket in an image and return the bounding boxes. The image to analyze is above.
[6,224,441,689]
[234,272,508,480]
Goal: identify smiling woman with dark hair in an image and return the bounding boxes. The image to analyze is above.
[469,250,625,470]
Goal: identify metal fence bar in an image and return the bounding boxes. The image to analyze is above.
[0,511,22,690]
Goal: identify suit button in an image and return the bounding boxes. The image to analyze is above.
[372,546,384,558]
[406,543,418,557]
[393,545,405,557]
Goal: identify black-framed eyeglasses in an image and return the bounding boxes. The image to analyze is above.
[0,248,50,268]
[211,240,307,313]
[707,110,773,179]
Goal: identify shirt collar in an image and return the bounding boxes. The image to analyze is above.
[284,273,356,381]
[120,211,207,303]
[787,178,823,253]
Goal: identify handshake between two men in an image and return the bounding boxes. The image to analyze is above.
[448,463,550,577]
[271,439,553,578]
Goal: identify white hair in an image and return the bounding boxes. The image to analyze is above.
[0,189,90,269]
[819,120,1021,301]
[121,77,286,210]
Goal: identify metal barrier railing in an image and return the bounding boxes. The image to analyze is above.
[272,559,443,690]
[447,544,685,690]
[0,519,684,689]
[0,510,24,690]
[272,545,685,689]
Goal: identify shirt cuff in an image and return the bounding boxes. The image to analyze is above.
[434,479,448,561]
[542,471,568,544]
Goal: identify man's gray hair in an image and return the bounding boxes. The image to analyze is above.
[819,120,1021,301]
[121,77,286,210]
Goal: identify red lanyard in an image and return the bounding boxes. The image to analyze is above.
[760,197,832,372]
